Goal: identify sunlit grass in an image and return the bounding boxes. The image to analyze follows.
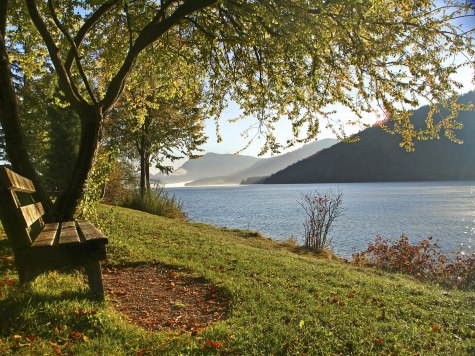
[0,204,474,354]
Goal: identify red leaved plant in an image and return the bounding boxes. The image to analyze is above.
[352,235,475,289]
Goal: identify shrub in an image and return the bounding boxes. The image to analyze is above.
[352,235,475,289]
[298,189,345,251]
[102,160,136,206]
[123,189,186,220]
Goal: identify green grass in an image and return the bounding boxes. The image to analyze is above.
[1,204,474,354]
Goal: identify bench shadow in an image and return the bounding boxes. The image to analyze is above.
[0,238,12,256]
[0,284,98,335]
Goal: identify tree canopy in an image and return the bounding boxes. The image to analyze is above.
[109,44,207,194]
[0,0,473,219]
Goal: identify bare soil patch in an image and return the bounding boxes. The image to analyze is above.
[103,265,229,333]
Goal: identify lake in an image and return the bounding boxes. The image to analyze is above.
[165,182,475,259]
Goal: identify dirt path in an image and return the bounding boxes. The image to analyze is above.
[103,265,229,333]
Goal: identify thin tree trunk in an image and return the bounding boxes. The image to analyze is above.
[53,106,103,220]
[0,25,54,218]
[139,149,146,197]
[145,157,150,191]
[144,109,151,193]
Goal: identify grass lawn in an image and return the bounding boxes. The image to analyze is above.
[0,204,474,354]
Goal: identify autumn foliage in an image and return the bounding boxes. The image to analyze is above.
[352,235,475,289]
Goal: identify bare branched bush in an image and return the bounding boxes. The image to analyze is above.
[298,189,345,251]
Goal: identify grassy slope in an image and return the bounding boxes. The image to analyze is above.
[0,205,474,355]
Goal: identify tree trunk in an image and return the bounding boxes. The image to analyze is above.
[139,148,146,197]
[53,106,103,221]
[0,30,54,218]
[145,156,150,191]
[143,111,151,193]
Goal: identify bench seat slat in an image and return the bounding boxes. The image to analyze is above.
[59,221,80,244]
[19,202,45,227]
[31,223,59,247]
[77,220,108,243]
[0,167,36,192]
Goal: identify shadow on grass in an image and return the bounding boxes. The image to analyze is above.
[1,247,105,337]
[0,284,100,336]
[0,239,13,268]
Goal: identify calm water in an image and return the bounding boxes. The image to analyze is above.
[166,182,475,258]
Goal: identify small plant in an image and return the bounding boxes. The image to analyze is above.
[76,148,118,225]
[298,189,345,251]
[352,235,475,289]
[123,188,186,220]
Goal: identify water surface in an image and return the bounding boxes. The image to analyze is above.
[166,182,475,258]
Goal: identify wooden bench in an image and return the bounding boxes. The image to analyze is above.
[0,166,108,299]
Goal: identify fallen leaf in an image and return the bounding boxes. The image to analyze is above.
[69,332,82,340]
[205,339,223,349]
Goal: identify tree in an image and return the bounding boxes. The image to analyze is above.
[0,0,473,220]
[44,101,80,195]
[108,44,207,196]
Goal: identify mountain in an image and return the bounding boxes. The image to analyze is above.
[185,138,337,186]
[156,153,260,184]
[261,92,475,184]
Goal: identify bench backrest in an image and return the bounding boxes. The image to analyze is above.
[0,166,45,250]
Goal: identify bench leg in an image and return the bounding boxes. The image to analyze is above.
[84,260,105,300]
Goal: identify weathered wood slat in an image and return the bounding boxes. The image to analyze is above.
[0,167,36,192]
[19,202,45,227]
[77,220,108,243]
[0,190,32,249]
[58,221,80,244]
[31,223,59,247]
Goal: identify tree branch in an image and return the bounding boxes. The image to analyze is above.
[0,0,7,37]
[64,0,118,72]
[25,0,83,108]
[102,0,217,112]
[124,2,134,50]
[48,0,98,105]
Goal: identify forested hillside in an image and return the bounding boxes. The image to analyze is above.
[263,92,475,184]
